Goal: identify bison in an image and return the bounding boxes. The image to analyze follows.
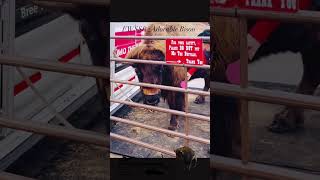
[211,0,320,158]
[125,22,209,130]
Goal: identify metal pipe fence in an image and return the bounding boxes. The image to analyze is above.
[110,35,210,156]
[210,6,320,180]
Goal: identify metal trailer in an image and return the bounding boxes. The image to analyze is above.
[0,0,99,169]
[109,22,147,115]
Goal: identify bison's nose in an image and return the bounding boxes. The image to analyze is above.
[144,94,160,106]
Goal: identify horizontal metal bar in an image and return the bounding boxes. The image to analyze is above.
[110,36,210,42]
[211,82,320,111]
[111,116,209,144]
[31,1,79,9]
[211,7,320,24]
[111,79,210,96]
[0,55,109,79]
[0,117,108,147]
[33,0,109,6]
[110,133,176,157]
[0,171,35,180]
[110,58,210,69]
[110,99,210,122]
[211,155,320,180]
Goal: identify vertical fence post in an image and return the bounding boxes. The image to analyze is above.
[239,17,250,180]
[184,67,190,146]
[0,0,15,139]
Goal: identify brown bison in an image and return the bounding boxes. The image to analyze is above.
[211,0,320,158]
[126,23,208,130]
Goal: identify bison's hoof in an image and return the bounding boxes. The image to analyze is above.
[194,95,205,104]
[168,123,179,131]
[267,108,303,134]
[168,125,177,131]
[268,121,300,133]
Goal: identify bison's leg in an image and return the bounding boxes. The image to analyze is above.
[189,69,210,104]
[167,92,185,130]
[269,46,320,133]
[195,70,210,104]
[211,95,241,158]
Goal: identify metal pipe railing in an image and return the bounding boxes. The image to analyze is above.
[110,36,210,42]
[0,55,109,79]
[0,117,108,147]
[211,82,320,111]
[32,0,109,6]
[211,155,320,180]
[110,133,176,157]
[110,99,210,122]
[111,58,210,69]
[110,79,210,96]
[111,116,209,144]
[211,7,320,24]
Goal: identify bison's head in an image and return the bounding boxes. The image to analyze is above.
[126,43,166,106]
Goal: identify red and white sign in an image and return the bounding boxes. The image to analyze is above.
[114,30,144,58]
[166,39,203,65]
[239,0,299,12]
[211,0,299,12]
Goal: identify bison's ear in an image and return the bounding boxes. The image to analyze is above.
[124,45,146,66]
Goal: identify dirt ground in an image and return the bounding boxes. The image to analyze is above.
[249,82,320,173]
[35,125,108,180]
[6,95,109,180]
[111,93,210,158]
[215,82,320,179]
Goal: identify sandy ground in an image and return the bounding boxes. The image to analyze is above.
[111,93,210,158]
